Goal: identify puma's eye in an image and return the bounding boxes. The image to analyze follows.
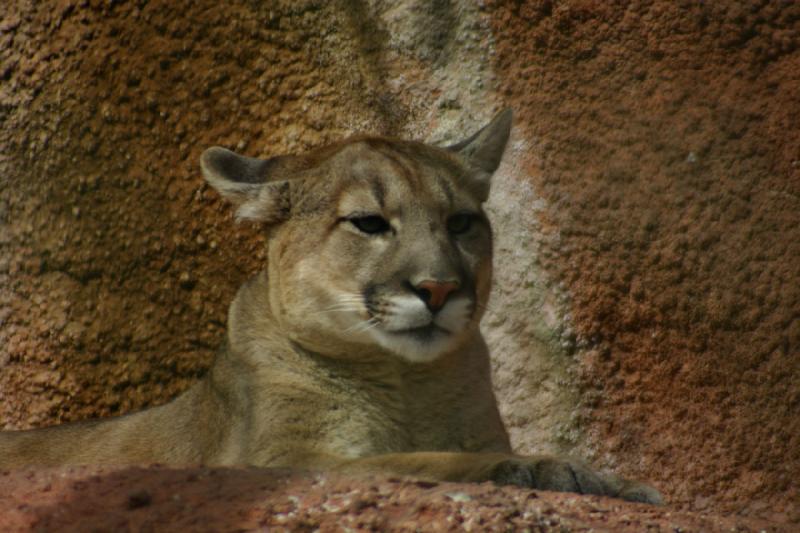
[447,213,475,234]
[349,215,391,235]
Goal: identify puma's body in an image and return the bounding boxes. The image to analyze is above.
[0,111,662,504]
[0,320,504,466]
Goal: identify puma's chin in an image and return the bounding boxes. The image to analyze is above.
[371,324,459,363]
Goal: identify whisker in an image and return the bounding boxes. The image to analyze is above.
[345,319,372,333]
[335,294,364,303]
[345,317,380,334]
[316,297,365,315]
[315,307,361,316]
[320,303,362,311]
[356,319,381,333]
[334,299,364,306]
[344,320,365,334]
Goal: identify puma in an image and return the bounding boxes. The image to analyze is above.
[0,110,661,504]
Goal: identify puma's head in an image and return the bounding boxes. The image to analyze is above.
[202,109,512,363]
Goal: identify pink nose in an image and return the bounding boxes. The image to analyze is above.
[416,280,460,312]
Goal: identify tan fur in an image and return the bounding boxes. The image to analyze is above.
[0,110,662,504]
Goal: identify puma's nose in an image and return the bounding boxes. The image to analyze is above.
[415,280,460,313]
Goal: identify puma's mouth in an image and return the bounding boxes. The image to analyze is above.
[358,293,473,363]
[390,323,451,340]
[371,322,458,363]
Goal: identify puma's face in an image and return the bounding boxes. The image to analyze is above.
[203,110,511,363]
[273,141,493,363]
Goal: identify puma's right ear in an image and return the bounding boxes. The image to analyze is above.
[448,108,512,174]
[201,147,291,223]
[447,108,513,201]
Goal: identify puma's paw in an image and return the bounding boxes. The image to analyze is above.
[488,457,663,505]
[489,457,606,495]
[617,482,664,505]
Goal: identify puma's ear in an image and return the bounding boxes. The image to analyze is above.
[447,108,512,201]
[201,147,291,223]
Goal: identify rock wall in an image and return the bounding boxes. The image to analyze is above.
[1,0,798,523]
[484,1,800,521]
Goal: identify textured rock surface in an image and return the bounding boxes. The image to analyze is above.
[485,1,800,522]
[0,466,786,532]
[1,0,798,529]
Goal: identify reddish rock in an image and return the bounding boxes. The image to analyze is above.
[0,466,787,532]
[486,0,800,522]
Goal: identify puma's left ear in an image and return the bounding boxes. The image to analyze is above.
[201,147,291,224]
[447,108,513,201]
